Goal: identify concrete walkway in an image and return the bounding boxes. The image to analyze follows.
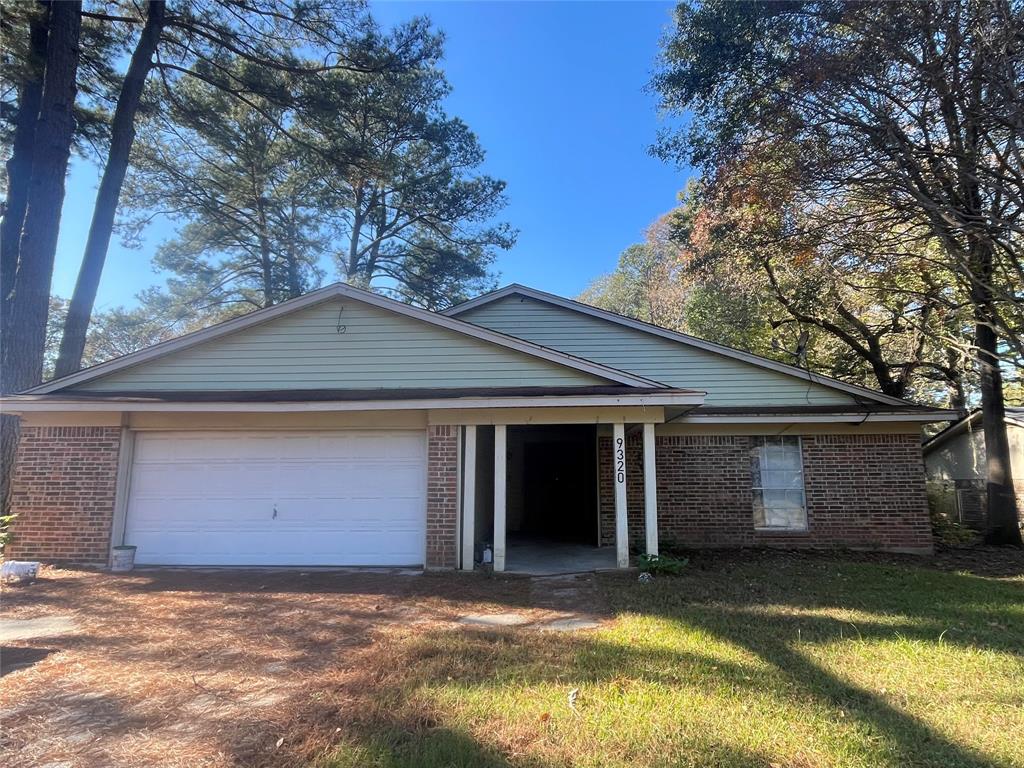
[0,616,77,643]
[503,541,617,575]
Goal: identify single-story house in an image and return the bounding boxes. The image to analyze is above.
[923,408,1024,529]
[3,283,955,570]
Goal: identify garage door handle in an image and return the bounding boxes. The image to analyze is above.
[272,505,278,519]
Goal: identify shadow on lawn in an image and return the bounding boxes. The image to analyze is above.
[596,557,1023,768]
[322,720,782,768]
[317,625,1005,768]
[7,555,1020,768]
[317,557,1020,768]
[308,626,790,768]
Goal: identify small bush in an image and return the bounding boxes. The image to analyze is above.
[0,513,16,553]
[638,552,689,575]
[930,507,980,547]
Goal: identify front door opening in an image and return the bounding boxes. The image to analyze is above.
[519,430,595,543]
[501,425,611,573]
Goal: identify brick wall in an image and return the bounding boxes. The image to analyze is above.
[800,434,932,551]
[598,432,933,554]
[426,425,458,568]
[7,426,122,564]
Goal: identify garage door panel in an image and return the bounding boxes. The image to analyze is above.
[270,497,424,522]
[130,498,273,528]
[313,434,364,458]
[131,462,280,497]
[271,529,422,553]
[125,430,427,566]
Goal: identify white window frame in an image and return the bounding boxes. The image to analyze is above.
[751,436,808,532]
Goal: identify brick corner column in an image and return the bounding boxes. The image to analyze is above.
[425,424,459,569]
[7,425,122,565]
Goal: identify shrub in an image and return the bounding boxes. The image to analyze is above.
[638,552,689,575]
[929,507,980,547]
[0,513,16,553]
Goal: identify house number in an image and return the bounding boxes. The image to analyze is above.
[615,436,625,485]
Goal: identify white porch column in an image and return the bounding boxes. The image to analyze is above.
[461,425,477,571]
[613,422,629,568]
[643,423,658,556]
[493,425,507,572]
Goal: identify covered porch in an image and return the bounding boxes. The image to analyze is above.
[456,414,666,574]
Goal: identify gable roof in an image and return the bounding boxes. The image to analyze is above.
[923,407,1024,453]
[29,283,668,394]
[445,284,913,407]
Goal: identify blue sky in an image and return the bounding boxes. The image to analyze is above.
[51,0,690,311]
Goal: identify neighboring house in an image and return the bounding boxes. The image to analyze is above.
[923,408,1024,529]
[3,283,954,570]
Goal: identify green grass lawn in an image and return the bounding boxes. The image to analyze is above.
[323,553,1024,768]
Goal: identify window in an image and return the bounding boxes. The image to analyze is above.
[751,436,807,531]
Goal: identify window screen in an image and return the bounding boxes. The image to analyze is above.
[751,436,807,530]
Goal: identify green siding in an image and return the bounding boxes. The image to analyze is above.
[457,295,860,406]
[74,297,609,391]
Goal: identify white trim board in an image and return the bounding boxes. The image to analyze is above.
[675,411,957,424]
[2,391,705,414]
[445,284,914,408]
[27,283,666,394]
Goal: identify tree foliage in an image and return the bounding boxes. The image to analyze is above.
[301,39,514,308]
[123,59,329,315]
[45,295,185,378]
[652,0,1022,541]
[580,232,686,332]
[124,20,513,319]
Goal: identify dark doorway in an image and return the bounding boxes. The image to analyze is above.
[510,425,597,545]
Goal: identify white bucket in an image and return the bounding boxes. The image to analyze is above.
[111,545,137,572]
[1,560,40,585]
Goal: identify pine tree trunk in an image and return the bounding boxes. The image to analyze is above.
[0,5,46,518]
[1,1,82,515]
[253,191,275,306]
[286,200,301,298]
[54,1,165,379]
[2,0,82,395]
[975,320,1021,544]
[971,246,1021,545]
[1,4,49,334]
[0,415,19,517]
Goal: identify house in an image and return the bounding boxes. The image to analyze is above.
[2,283,955,570]
[923,408,1024,529]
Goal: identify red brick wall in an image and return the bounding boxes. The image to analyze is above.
[7,426,122,564]
[426,425,459,568]
[800,434,932,551]
[598,432,933,554]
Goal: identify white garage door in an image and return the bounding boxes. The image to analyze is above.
[124,431,427,566]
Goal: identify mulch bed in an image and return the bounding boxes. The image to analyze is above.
[0,567,542,768]
[669,544,1024,579]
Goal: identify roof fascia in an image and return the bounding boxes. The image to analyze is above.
[1,390,704,414]
[678,410,957,424]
